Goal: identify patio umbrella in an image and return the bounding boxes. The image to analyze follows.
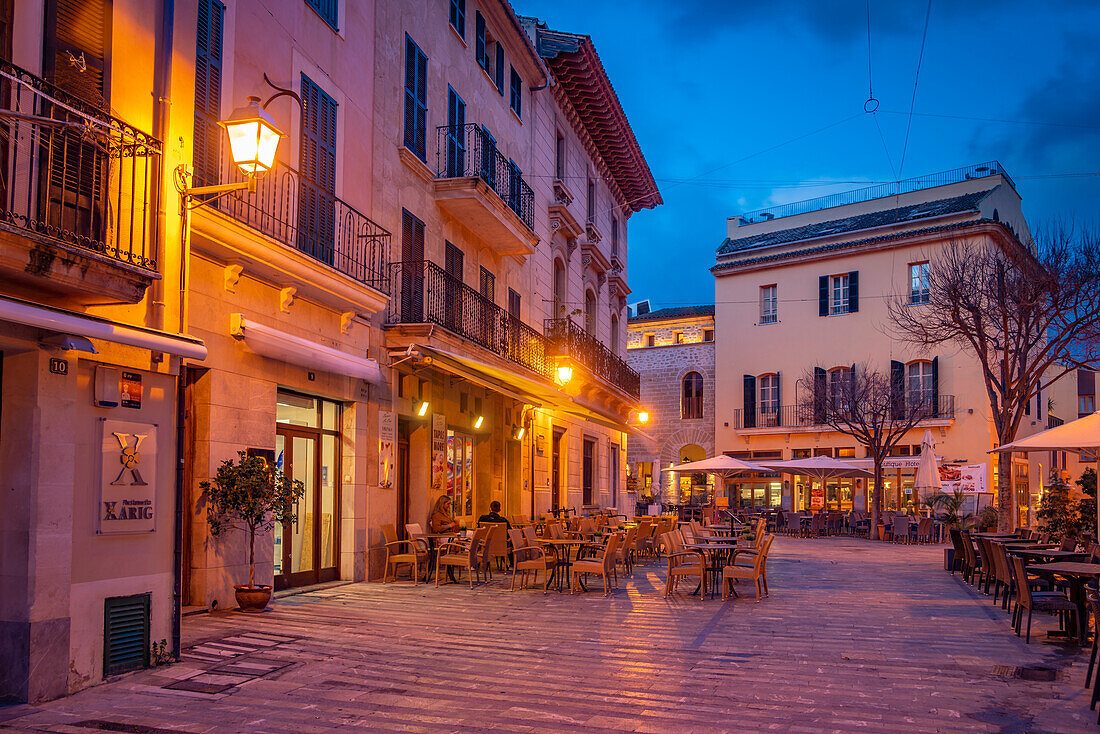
[662,455,770,513]
[991,410,1100,539]
[761,456,874,513]
[913,429,942,498]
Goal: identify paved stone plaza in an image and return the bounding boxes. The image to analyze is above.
[0,538,1094,733]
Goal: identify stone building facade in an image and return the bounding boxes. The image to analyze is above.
[626,306,715,505]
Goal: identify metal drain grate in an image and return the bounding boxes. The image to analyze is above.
[991,664,1059,681]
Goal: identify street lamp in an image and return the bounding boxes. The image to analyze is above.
[221,97,285,178]
[555,364,574,385]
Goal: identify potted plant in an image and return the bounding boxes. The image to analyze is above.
[201,451,304,612]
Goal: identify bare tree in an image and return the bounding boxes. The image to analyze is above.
[797,365,933,533]
[888,227,1100,531]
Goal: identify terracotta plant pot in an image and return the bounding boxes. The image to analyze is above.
[234,585,272,612]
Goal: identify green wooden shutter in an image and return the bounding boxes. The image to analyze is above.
[743,375,756,428]
[494,44,504,92]
[890,360,905,419]
[774,371,782,426]
[931,356,940,418]
[403,36,428,161]
[475,12,486,69]
[193,0,224,187]
[813,367,826,424]
[848,271,859,312]
[818,276,828,316]
[446,86,465,177]
[44,0,110,108]
[509,66,522,118]
[103,593,150,676]
[297,74,337,266]
[305,0,338,31]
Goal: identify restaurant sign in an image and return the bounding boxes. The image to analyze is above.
[99,419,157,534]
[378,409,395,488]
[941,463,986,494]
[431,413,447,489]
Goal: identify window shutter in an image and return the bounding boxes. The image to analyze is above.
[848,271,859,312]
[494,44,504,92]
[775,371,782,427]
[931,356,940,418]
[403,36,428,161]
[297,74,337,266]
[818,275,828,316]
[475,12,486,69]
[193,0,224,187]
[1036,379,1042,419]
[890,360,905,419]
[44,0,110,108]
[813,367,826,424]
[743,375,756,428]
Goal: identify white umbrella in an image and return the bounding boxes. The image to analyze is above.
[762,456,874,514]
[913,429,942,497]
[662,455,770,515]
[991,410,1100,539]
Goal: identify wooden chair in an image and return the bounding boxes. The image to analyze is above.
[436,526,490,588]
[661,531,707,599]
[616,526,637,576]
[381,523,428,583]
[916,518,934,544]
[508,528,552,591]
[635,521,655,561]
[571,533,621,596]
[481,522,509,572]
[722,534,774,601]
[1009,554,1076,643]
[959,531,982,585]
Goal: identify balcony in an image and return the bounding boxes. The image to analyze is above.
[432,124,538,257]
[544,317,640,400]
[191,155,389,296]
[386,260,553,380]
[0,60,161,304]
[731,395,956,431]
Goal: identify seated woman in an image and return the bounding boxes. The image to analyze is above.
[429,496,460,534]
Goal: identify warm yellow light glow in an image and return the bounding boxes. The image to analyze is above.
[417,401,429,417]
[515,426,525,439]
[556,365,574,384]
[637,411,650,424]
[474,415,484,429]
[221,97,285,176]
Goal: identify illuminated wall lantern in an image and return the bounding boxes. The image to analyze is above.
[220,96,286,177]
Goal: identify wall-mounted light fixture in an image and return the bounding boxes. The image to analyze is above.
[556,364,574,385]
[417,401,430,417]
[473,415,484,429]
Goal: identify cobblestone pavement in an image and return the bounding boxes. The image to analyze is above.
[1,538,1095,733]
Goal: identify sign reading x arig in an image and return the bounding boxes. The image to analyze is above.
[100,420,157,534]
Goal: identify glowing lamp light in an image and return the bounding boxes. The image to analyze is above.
[474,415,485,429]
[220,96,285,177]
[556,365,574,384]
[637,411,650,424]
[417,401,430,417]
[513,426,526,440]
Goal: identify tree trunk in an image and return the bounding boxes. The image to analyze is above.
[871,459,883,539]
[248,523,255,588]
[997,451,1013,532]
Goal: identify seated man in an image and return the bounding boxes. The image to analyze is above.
[477,500,512,529]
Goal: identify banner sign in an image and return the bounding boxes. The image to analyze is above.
[378,410,396,488]
[99,419,157,534]
[431,413,447,489]
[942,463,986,494]
[810,483,825,510]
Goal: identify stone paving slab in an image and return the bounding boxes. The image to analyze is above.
[1,538,1096,732]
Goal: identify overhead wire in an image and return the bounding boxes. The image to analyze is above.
[898,0,933,178]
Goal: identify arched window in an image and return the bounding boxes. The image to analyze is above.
[584,289,597,334]
[828,366,853,413]
[907,360,933,410]
[553,259,566,318]
[610,314,619,356]
[682,372,704,419]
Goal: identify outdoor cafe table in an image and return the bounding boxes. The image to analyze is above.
[685,542,743,599]
[1009,548,1085,563]
[540,538,589,592]
[1027,561,1100,642]
[422,532,466,581]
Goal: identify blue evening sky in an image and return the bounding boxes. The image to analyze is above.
[521,0,1100,309]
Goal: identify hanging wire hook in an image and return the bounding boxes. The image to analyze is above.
[261,73,303,111]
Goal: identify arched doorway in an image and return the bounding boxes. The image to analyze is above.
[675,443,708,505]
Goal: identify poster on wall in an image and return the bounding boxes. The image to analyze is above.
[378,410,395,489]
[941,463,986,494]
[99,419,157,534]
[431,413,447,489]
[810,483,825,510]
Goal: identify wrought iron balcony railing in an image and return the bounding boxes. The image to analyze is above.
[731,395,955,429]
[192,152,389,293]
[386,260,553,380]
[544,317,640,399]
[435,123,534,230]
[0,60,161,271]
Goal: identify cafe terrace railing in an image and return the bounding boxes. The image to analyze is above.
[192,150,390,293]
[435,122,534,231]
[0,59,161,271]
[731,395,956,429]
[544,317,641,400]
[386,259,553,380]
